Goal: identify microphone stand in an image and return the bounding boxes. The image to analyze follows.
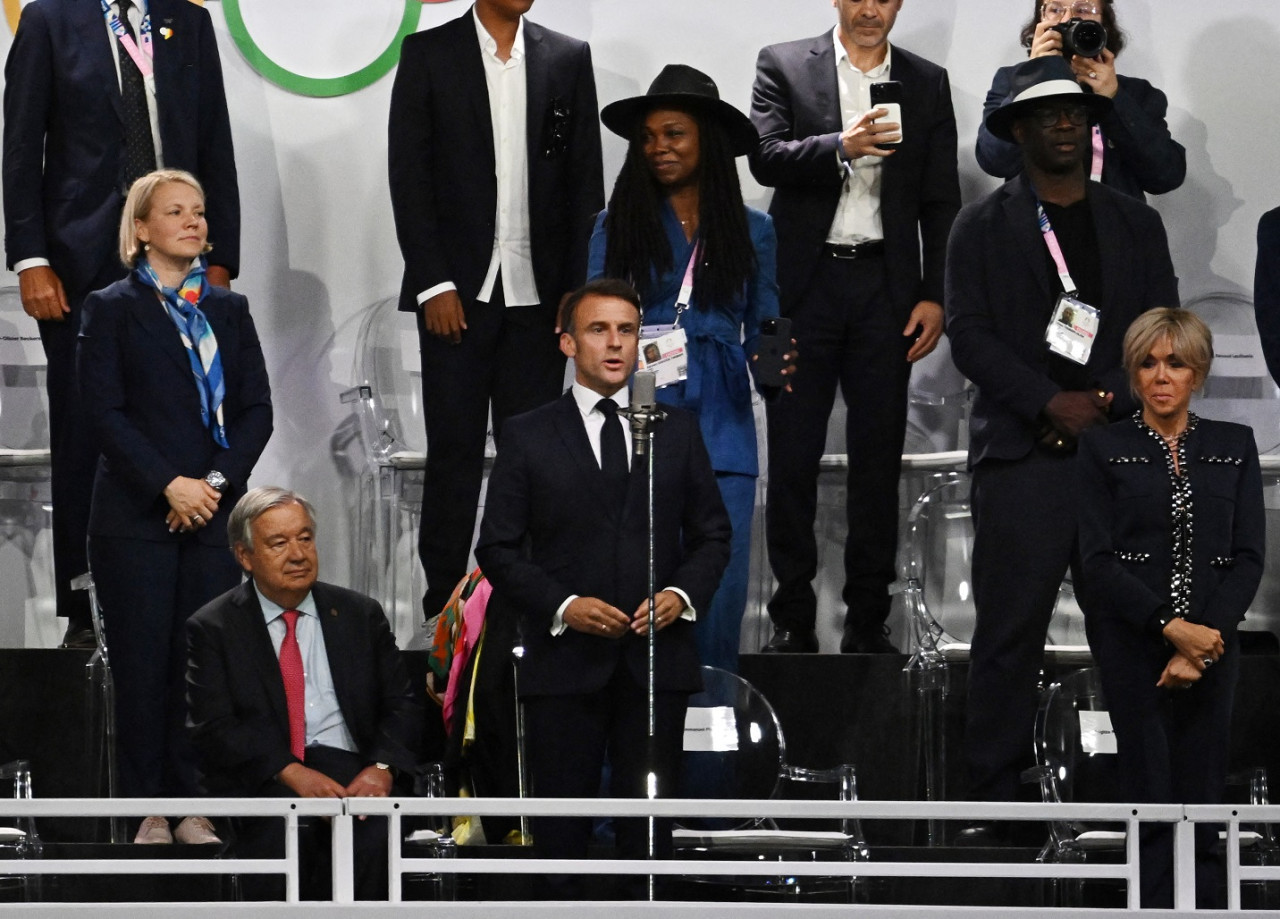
[623,392,665,901]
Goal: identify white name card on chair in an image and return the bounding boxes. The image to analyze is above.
[1212,334,1267,378]
[401,330,420,373]
[0,330,44,365]
[684,706,738,752]
[1079,710,1118,754]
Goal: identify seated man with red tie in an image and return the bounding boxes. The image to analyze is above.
[186,486,422,900]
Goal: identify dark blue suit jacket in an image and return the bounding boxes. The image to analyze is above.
[1077,416,1264,637]
[976,66,1185,200]
[387,10,603,312]
[186,580,423,796]
[475,392,731,698]
[946,174,1179,468]
[2,0,241,295]
[747,35,960,314]
[1253,207,1280,386]
[77,275,272,544]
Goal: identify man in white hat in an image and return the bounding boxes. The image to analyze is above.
[945,55,1178,843]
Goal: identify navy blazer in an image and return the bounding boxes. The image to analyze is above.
[1077,416,1264,636]
[1253,207,1280,387]
[976,66,1185,200]
[3,0,241,293]
[475,393,731,698]
[946,174,1179,467]
[186,580,423,796]
[747,35,960,314]
[77,275,272,544]
[387,10,604,312]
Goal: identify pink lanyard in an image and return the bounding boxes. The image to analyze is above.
[100,0,153,80]
[1036,202,1078,295]
[1090,125,1104,183]
[673,241,701,326]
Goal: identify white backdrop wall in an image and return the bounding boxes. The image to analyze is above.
[2,0,1276,586]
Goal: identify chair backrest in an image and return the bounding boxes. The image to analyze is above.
[1187,291,1280,452]
[901,473,976,652]
[1034,668,1123,813]
[679,665,785,805]
[349,297,427,464]
[0,287,49,452]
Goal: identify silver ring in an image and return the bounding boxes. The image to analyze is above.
[599,622,606,631]
[1089,71,1097,79]
[192,514,203,524]
[1202,657,1214,669]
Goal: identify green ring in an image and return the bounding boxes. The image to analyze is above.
[222,0,421,98]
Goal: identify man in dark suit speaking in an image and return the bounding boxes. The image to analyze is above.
[186,487,421,899]
[4,0,240,646]
[476,279,730,897]
[388,0,604,623]
[748,0,960,654]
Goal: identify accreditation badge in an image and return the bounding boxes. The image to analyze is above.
[1045,294,1100,366]
[638,324,689,388]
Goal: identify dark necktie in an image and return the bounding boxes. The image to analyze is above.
[117,0,156,191]
[596,398,629,508]
[279,610,306,761]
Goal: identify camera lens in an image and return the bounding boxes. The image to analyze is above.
[1054,18,1108,59]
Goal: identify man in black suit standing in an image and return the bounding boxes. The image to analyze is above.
[187,487,421,899]
[945,56,1178,839]
[3,0,240,646]
[748,0,960,654]
[476,279,730,898]
[388,0,604,622]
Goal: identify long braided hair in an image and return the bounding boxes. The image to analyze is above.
[602,105,756,308]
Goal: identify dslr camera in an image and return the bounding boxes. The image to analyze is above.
[1052,18,1107,58]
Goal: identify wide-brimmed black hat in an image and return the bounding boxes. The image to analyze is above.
[984,56,1112,142]
[600,64,758,156]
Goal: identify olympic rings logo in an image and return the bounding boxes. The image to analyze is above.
[3,0,461,98]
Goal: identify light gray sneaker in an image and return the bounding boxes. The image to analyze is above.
[133,816,172,845]
[174,816,220,845]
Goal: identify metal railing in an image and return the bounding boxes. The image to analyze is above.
[3,797,1280,910]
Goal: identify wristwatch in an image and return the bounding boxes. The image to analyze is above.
[204,470,228,493]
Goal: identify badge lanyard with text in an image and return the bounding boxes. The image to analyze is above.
[100,0,155,94]
[1090,125,1104,183]
[1038,202,1100,366]
[639,242,696,388]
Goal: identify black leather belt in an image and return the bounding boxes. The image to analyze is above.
[825,240,885,260]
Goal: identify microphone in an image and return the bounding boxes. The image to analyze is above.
[625,370,664,458]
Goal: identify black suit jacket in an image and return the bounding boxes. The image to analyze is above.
[1254,207,1280,387]
[3,0,241,294]
[1077,417,1264,636]
[387,10,603,312]
[976,67,1185,200]
[946,174,1179,467]
[186,580,423,796]
[77,275,273,544]
[747,36,959,314]
[475,393,731,698]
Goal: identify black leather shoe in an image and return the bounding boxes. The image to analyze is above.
[760,628,819,653]
[840,624,898,654]
[59,625,97,650]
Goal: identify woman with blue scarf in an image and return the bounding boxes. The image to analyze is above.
[79,169,273,844]
[589,65,789,672]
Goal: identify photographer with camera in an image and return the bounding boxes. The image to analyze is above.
[976,0,1185,199]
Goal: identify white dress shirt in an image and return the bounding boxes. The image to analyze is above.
[256,584,358,755]
[15,0,162,276]
[826,29,891,245]
[550,382,694,634]
[415,9,539,308]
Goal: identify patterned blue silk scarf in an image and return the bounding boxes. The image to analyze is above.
[135,256,228,448]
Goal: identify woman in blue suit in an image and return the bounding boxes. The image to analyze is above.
[1078,308,1264,908]
[589,65,787,672]
[78,170,273,844]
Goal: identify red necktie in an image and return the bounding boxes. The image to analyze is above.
[279,610,306,761]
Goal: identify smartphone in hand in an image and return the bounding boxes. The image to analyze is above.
[754,317,792,388]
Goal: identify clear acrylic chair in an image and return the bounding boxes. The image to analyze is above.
[674,666,867,901]
[0,759,42,901]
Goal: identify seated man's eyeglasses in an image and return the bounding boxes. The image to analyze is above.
[1042,1,1101,20]
[1029,104,1090,128]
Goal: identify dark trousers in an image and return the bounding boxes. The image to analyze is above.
[416,284,564,619]
[522,666,688,899]
[40,264,123,629]
[232,745,392,901]
[89,534,239,797]
[965,450,1083,802]
[765,254,910,638]
[1095,622,1238,909]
